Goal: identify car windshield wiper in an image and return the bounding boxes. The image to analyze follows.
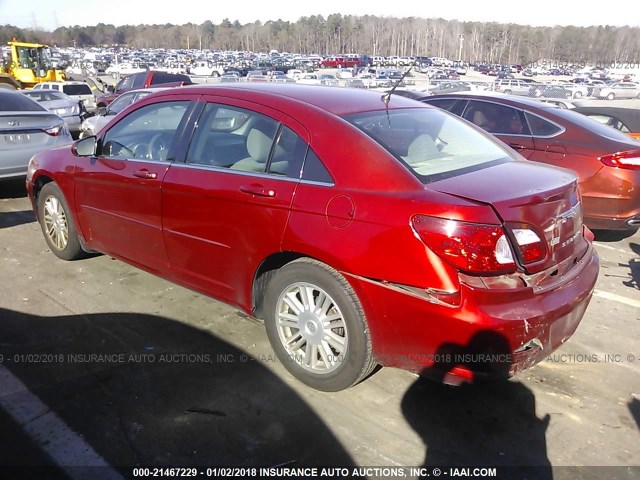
[381,62,417,107]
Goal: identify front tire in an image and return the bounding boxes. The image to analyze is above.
[37,182,84,261]
[607,92,615,100]
[263,258,376,391]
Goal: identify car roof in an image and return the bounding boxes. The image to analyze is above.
[151,83,425,116]
[425,93,561,110]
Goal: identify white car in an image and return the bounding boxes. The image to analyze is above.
[592,82,640,100]
[296,73,322,85]
[105,63,147,78]
[189,61,224,77]
[32,81,97,114]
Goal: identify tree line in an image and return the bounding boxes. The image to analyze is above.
[2,15,640,66]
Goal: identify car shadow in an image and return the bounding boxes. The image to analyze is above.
[401,331,552,480]
[593,229,638,242]
[0,307,355,470]
[629,395,640,431]
[0,178,28,199]
[623,243,640,290]
[0,210,36,229]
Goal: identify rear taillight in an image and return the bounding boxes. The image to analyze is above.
[44,124,64,136]
[411,215,516,275]
[509,226,547,264]
[412,216,548,275]
[598,150,640,170]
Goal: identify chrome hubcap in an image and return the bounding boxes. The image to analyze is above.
[276,282,347,374]
[43,196,68,250]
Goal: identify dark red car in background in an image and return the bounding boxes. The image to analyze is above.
[26,84,599,391]
[423,94,640,231]
[96,70,192,108]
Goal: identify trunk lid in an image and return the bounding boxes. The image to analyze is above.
[430,160,588,274]
[0,112,66,150]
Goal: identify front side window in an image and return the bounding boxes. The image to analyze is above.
[101,100,189,161]
[345,107,512,182]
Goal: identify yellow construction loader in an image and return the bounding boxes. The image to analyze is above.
[0,40,66,89]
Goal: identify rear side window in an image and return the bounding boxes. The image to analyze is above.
[63,84,92,96]
[524,112,563,136]
[302,149,334,184]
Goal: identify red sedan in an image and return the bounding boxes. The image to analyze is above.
[26,84,599,391]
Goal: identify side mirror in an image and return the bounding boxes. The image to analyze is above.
[107,85,115,93]
[72,136,97,157]
[97,106,107,116]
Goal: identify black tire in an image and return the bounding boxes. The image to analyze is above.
[503,89,512,95]
[37,182,84,261]
[263,258,377,391]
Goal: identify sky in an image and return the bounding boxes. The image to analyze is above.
[1,0,639,31]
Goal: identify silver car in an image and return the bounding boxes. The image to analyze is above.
[592,82,640,100]
[22,90,83,135]
[80,87,167,138]
[0,90,73,179]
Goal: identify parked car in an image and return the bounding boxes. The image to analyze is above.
[189,60,224,77]
[96,70,193,107]
[32,80,97,113]
[79,87,168,138]
[424,81,472,95]
[105,62,147,78]
[528,85,572,99]
[0,89,73,179]
[219,72,240,83]
[21,90,84,136]
[537,98,578,109]
[592,82,640,100]
[494,79,535,96]
[573,106,640,139]
[422,93,640,230]
[26,84,598,391]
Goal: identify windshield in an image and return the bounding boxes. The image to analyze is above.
[15,46,53,71]
[63,84,92,96]
[344,108,513,182]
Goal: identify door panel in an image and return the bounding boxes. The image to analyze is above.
[162,100,309,309]
[74,100,191,273]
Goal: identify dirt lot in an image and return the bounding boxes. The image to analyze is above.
[0,177,638,479]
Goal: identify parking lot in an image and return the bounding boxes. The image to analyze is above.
[0,175,638,479]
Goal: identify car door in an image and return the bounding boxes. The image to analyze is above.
[74,98,193,273]
[161,99,308,309]
[461,100,537,158]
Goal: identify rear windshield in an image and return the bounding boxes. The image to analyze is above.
[0,91,46,112]
[63,84,92,96]
[344,107,513,182]
[552,108,638,142]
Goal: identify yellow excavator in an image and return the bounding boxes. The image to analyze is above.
[0,40,66,89]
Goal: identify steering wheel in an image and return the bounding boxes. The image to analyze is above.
[149,132,170,161]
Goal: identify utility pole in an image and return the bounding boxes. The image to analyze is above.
[458,34,464,61]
